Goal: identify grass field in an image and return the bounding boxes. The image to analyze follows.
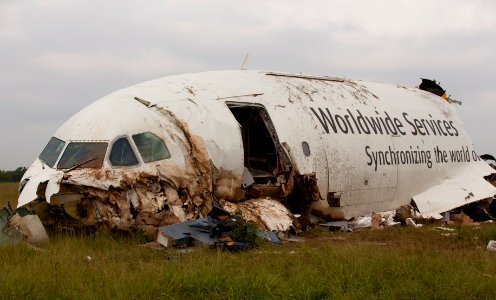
[0,182,18,207]
[1,182,496,299]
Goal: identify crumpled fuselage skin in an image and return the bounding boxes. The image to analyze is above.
[17,70,496,233]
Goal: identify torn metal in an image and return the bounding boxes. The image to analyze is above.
[10,70,495,242]
[1,203,49,246]
[155,206,281,249]
[0,204,21,244]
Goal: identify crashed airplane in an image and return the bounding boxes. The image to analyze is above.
[14,70,496,234]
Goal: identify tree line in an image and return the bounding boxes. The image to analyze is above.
[0,167,27,182]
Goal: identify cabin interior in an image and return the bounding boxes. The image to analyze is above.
[227,104,292,199]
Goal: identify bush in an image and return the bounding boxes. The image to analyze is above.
[230,210,262,247]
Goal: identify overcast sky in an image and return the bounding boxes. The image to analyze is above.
[0,0,495,170]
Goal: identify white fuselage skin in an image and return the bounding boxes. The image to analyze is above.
[18,70,496,229]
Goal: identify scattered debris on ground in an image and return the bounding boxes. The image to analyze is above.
[155,207,281,251]
[4,191,496,252]
[487,240,496,251]
[433,227,456,232]
[0,203,49,246]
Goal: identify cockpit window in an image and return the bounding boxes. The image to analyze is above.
[39,137,66,167]
[57,142,108,169]
[109,137,139,167]
[132,132,171,163]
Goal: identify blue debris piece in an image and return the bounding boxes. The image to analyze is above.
[157,217,217,247]
[258,230,282,245]
[156,210,282,248]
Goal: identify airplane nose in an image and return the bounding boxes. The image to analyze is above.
[17,172,63,208]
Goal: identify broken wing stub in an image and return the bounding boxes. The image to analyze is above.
[412,164,496,216]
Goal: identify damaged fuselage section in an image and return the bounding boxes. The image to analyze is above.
[14,70,496,237]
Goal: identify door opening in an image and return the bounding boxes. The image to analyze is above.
[227,103,292,194]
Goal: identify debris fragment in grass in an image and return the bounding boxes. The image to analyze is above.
[487,240,496,251]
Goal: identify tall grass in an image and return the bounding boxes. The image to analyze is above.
[1,183,496,298]
[0,225,495,298]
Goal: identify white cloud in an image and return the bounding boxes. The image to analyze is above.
[0,2,25,39]
[33,49,188,75]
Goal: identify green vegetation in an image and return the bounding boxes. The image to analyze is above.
[230,210,262,246]
[2,184,496,298]
[0,167,26,182]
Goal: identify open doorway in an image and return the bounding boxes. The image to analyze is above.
[227,103,292,196]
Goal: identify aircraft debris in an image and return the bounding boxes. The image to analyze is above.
[285,237,305,243]
[419,78,446,98]
[354,216,373,229]
[481,154,496,169]
[382,211,401,227]
[405,218,422,228]
[319,220,351,232]
[487,240,496,251]
[155,207,282,250]
[395,205,414,221]
[0,204,22,244]
[350,211,401,229]
[156,217,220,248]
[433,227,456,232]
[0,203,49,246]
[449,211,480,226]
[5,70,495,243]
[222,198,293,232]
[371,213,382,229]
[9,213,49,246]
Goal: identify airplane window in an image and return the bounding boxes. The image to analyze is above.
[109,137,139,167]
[132,132,171,163]
[302,141,311,157]
[39,137,66,167]
[57,142,108,169]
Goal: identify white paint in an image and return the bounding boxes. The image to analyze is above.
[18,70,496,221]
[17,174,50,208]
[45,172,63,203]
[9,213,49,246]
[413,163,496,215]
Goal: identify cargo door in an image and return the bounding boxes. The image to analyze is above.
[226,102,293,199]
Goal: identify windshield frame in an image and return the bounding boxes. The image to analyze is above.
[132,132,171,163]
[108,136,140,167]
[56,141,108,170]
[39,137,66,168]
